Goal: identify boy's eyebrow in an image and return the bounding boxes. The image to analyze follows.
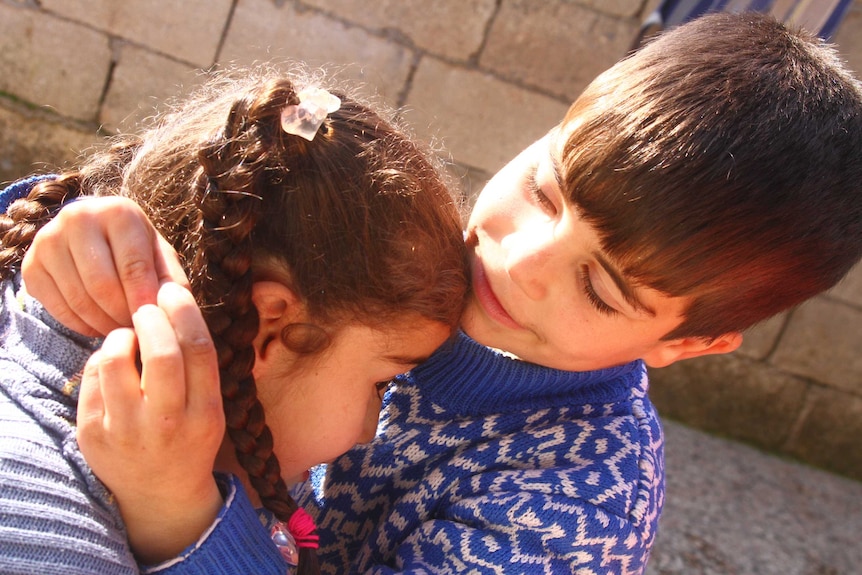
[593,252,656,317]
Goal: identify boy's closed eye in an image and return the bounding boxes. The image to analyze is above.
[579,265,619,316]
[526,164,557,214]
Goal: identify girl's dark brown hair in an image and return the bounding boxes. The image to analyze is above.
[0,67,468,574]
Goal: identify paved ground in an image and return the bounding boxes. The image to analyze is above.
[647,420,862,575]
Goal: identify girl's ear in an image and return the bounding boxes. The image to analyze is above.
[252,281,302,321]
[641,332,743,368]
[251,281,304,362]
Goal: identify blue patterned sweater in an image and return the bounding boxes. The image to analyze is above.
[297,331,665,574]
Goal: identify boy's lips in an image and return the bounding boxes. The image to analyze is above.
[472,258,523,330]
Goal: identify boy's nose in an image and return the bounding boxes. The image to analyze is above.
[503,231,552,301]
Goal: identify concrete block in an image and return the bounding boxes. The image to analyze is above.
[770,298,862,394]
[481,0,637,101]
[783,386,862,481]
[454,164,492,209]
[101,44,201,133]
[647,353,809,450]
[576,0,644,18]
[738,313,787,361]
[641,0,663,18]
[302,0,496,61]
[404,57,569,174]
[833,2,862,77]
[0,103,101,185]
[41,0,232,68]
[220,0,412,108]
[829,261,862,307]
[0,4,111,122]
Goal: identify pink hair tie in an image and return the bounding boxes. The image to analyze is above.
[270,508,319,566]
[288,508,320,549]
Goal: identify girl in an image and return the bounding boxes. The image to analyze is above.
[0,67,468,575]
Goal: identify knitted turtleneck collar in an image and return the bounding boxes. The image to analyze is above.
[398,330,645,417]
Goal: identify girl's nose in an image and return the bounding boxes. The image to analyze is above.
[502,230,552,301]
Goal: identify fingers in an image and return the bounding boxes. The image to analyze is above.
[80,200,190,325]
[22,197,187,336]
[76,327,140,448]
[96,328,145,428]
[155,283,221,418]
[113,210,190,318]
[23,222,117,337]
[78,282,220,450]
[132,303,188,423]
[39,199,149,329]
[129,283,220,432]
[84,199,164,326]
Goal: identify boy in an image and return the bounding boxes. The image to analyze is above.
[13,12,862,575]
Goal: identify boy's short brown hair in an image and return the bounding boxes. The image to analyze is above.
[560,12,862,339]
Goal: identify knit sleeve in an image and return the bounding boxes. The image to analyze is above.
[143,474,287,575]
[0,175,56,213]
[369,492,651,575]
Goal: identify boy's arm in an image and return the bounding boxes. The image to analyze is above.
[21,196,188,336]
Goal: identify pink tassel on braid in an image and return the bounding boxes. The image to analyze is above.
[270,508,319,566]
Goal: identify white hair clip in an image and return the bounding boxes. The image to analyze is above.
[280,87,341,141]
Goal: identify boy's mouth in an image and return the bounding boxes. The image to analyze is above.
[472,258,523,331]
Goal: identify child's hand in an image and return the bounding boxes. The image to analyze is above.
[22,196,188,337]
[77,282,225,565]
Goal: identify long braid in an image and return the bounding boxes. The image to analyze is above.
[0,135,141,279]
[192,85,320,575]
[0,175,83,279]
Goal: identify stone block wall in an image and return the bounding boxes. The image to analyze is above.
[1,0,860,480]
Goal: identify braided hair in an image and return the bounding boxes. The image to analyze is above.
[0,68,468,574]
